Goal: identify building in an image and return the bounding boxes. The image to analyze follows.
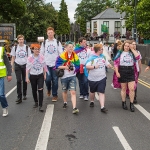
[90,8,126,40]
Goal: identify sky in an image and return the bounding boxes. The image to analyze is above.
[45,0,81,22]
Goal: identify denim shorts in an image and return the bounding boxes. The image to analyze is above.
[61,76,76,91]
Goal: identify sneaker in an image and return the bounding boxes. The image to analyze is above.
[101,107,108,113]
[79,95,84,99]
[33,102,38,108]
[63,103,67,109]
[90,102,94,107]
[47,91,51,97]
[72,108,79,114]
[16,99,22,104]
[52,96,58,102]
[2,107,8,117]
[39,106,44,112]
[23,96,27,100]
[84,96,88,101]
[111,83,117,89]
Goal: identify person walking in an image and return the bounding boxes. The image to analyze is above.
[113,40,140,112]
[11,35,31,104]
[55,41,80,114]
[0,46,12,116]
[26,44,47,112]
[74,37,91,101]
[40,27,63,102]
[85,44,112,113]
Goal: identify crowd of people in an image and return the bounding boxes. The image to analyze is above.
[0,26,150,117]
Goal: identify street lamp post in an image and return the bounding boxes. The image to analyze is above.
[133,0,137,41]
[120,16,123,41]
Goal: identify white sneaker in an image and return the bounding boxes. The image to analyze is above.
[2,107,8,117]
[111,83,117,89]
[84,96,88,101]
[79,95,84,99]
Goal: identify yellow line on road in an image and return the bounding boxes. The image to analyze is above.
[138,80,150,89]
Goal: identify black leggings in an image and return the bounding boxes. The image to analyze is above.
[30,74,44,107]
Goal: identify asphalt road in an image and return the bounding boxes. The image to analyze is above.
[0,67,150,150]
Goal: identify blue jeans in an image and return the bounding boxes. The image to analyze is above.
[0,78,8,108]
[76,72,89,96]
[61,76,76,91]
[45,66,58,96]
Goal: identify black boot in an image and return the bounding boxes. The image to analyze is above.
[122,101,128,110]
[33,102,38,108]
[130,102,135,112]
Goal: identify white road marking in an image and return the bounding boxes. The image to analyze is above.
[35,104,54,150]
[6,86,17,97]
[134,104,150,120]
[113,126,132,150]
[95,92,99,100]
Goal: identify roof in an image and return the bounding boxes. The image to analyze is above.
[92,8,126,20]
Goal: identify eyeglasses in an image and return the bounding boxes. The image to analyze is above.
[99,49,103,51]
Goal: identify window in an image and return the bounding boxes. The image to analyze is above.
[103,21,109,30]
[115,21,121,32]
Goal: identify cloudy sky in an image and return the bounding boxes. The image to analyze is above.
[45,0,81,22]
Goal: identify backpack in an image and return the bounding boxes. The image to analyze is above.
[15,45,29,56]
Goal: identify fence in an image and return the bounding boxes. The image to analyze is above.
[137,44,150,65]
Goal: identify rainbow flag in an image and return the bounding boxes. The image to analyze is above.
[54,51,80,73]
[74,44,85,54]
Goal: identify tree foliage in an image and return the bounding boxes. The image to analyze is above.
[0,0,58,41]
[0,0,26,20]
[115,0,150,39]
[57,0,70,35]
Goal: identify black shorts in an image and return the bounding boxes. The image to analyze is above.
[88,77,107,93]
[118,66,135,83]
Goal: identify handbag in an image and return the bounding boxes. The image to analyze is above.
[55,68,64,77]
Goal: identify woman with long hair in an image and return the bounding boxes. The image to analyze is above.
[113,40,140,112]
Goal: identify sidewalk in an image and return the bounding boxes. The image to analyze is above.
[139,64,150,85]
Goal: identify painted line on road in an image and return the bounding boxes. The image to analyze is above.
[35,104,54,150]
[134,104,150,121]
[6,86,17,97]
[113,126,132,150]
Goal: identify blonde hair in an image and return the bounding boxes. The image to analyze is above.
[94,44,103,53]
[17,35,24,40]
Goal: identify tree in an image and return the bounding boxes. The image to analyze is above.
[57,0,70,35]
[114,0,150,39]
[0,0,26,20]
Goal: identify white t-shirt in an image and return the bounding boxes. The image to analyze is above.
[120,51,134,66]
[136,51,142,72]
[77,48,91,65]
[61,54,76,79]
[86,56,110,81]
[40,39,63,67]
[11,45,31,65]
[26,55,46,75]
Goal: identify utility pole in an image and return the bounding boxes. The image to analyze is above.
[133,0,137,41]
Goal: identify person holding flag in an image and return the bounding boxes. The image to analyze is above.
[74,37,91,101]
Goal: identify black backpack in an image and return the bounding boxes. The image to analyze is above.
[15,45,29,56]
